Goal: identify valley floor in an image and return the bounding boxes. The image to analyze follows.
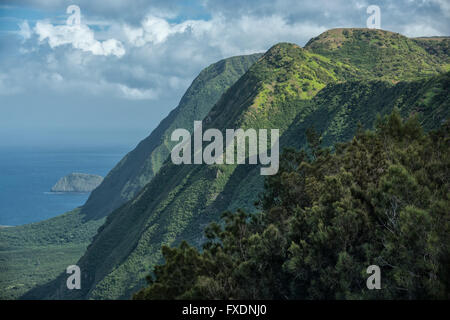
[0,208,104,299]
[0,243,87,299]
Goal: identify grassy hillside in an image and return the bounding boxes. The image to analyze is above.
[24,28,449,300]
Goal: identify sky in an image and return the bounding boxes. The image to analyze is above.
[0,0,449,148]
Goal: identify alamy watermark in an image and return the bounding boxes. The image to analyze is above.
[66,5,81,26]
[366,5,381,29]
[66,265,81,290]
[366,265,381,290]
[170,121,279,175]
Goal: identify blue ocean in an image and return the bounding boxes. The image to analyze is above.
[0,146,129,226]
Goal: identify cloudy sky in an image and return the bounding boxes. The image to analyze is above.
[0,0,449,148]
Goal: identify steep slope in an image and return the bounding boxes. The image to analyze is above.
[24,29,449,300]
[1,53,260,300]
[82,53,262,220]
[412,36,450,64]
[282,72,450,150]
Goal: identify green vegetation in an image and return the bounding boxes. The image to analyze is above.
[134,112,450,299]
[413,36,450,64]
[305,28,448,81]
[0,209,104,299]
[19,28,450,300]
[282,72,450,150]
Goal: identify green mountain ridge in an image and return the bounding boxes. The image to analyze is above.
[22,28,449,299]
[412,36,450,63]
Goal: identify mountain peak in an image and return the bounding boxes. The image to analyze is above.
[267,42,302,51]
[260,42,304,63]
[305,28,448,81]
[305,28,405,50]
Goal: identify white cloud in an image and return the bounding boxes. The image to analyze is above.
[124,16,210,47]
[34,20,125,57]
[401,23,444,37]
[1,12,327,104]
[123,14,326,57]
[118,84,159,100]
[18,20,31,40]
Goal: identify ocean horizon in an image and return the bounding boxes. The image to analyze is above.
[0,145,129,226]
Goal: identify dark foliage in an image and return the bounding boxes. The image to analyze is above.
[135,112,450,300]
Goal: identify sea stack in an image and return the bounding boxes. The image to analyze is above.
[51,173,103,193]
